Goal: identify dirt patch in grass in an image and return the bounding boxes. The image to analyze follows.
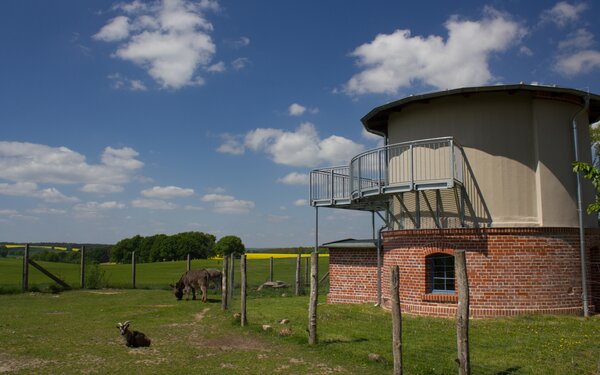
[195,307,210,321]
[0,352,58,373]
[87,290,123,295]
[203,334,272,352]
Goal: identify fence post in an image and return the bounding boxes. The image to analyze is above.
[455,250,470,375]
[221,256,229,310]
[305,257,309,286]
[269,257,274,282]
[187,253,191,271]
[229,254,235,302]
[80,245,86,289]
[241,254,247,326]
[22,244,30,292]
[308,252,319,345]
[391,265,403,375]
[295,254,302,296]
[131,251,136,289]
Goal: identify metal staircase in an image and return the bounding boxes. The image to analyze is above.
[309,137,491,229]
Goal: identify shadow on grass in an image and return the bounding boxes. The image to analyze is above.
[495,367,521,375]
[322,337,369,345]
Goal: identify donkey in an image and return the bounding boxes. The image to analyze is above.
[170,269,210,302]
[205,268,222,290]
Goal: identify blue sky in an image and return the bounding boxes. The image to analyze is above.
[1,0,599,247]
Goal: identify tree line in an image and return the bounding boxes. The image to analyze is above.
[0,232,245,265]
[110,232,245,264]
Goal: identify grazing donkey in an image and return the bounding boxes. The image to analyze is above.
[205,268,222,290]
[116,321,151,347]
[170,269,210,302]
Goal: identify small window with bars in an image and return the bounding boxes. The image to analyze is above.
[427,253,455,293]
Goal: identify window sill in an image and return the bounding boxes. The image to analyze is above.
[422,293,458,303]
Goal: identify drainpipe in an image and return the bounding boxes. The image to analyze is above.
[572,94,590,317]
[376,225,387,307]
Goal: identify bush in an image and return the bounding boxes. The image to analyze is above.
[85,264,109,289]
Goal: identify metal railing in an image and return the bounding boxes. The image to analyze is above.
[310,137,465,206]
[309,166,350,204]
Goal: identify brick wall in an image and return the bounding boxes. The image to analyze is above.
[327,227,600,318]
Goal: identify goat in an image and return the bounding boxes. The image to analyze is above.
[116,321,151,347]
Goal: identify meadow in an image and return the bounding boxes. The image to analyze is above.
[0,255,328,293]
[2,256,600,374]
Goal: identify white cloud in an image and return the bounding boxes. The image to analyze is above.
[232,57,250,70]
[207,61,226,72]
[37,188,80,203]
[344,7,525,94]
[74,201,126,212]
[0,209,19,215]
[361,127,381,140]
[201,193,235,202]
[555,50,600,75]
[200,191,254,214]
[294,199,308,206]
[0,142,144,190]
[0,182,79,203]
[558,29,595,51]
[216,134,244,155]
[540,2,588,28]
[93,16,130,42]
[519,46,533,56]
[108,73,147,91]
[141,185,194,198]
[277,172,309,185]
[289,103,306,116]
[242,122,364,167]
[288,103,318,116]
[0,182,38,196]
[27,207,67,215]
[228,36,250,49]
[131,198,178,210]
[81,183,124,194]
[95,0,218,89]
[554,29,600,76]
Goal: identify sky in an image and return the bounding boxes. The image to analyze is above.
[1,0,599,247]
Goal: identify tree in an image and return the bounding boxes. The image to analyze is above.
[573,161,600,213]
[213,235,245,257]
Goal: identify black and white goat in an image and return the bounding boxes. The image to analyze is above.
[116,321,151,347]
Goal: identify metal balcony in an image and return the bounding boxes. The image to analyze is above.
[310,137,465,212]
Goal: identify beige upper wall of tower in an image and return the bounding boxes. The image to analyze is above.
[385,90,596,228]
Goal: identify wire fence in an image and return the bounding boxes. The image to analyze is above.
[0,250,329,297]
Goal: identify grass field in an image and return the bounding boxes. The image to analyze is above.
[2,256,600,374]
[1,289,600,374]
[0,256,329,293]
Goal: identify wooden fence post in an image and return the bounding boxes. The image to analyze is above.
[187,253,191,271]
[80,245,86,289]
[391,265,403,375]
[308,252,319,345]
[241,254,247,326]
[295,254,302,296]
[229,254,235,302]
[221,256,229,310]
[131,251,136,289]
[455,250,470,375]
[269,257,274,282]
[22,244,29,292]
[305,257,309,286]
